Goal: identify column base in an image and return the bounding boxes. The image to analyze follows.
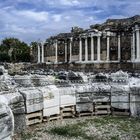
[76,60,121,64]
[133,59,140,63]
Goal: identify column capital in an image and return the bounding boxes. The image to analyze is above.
[97,32,102,37]
[135,28,140,32]
[54,39,58,44]
[97,35,101,38]
[132,30,135,34]
[81,35,88,39]
[135,24,140,29]
[90,32,95,37]
[70,37,73,41]
[37,44,40,48]
[106,31,111,37]
[90,34,94,38]
[41,40,45,46]
[118,34,121,38]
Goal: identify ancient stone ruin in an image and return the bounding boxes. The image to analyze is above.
[32,15,140,72]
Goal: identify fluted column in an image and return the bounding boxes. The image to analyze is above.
[136,27,140,60]
[91,36,94,61]
[85,37,88,61]
[41,43,44,63]
[107,33,110,61]
[55,40,58,63]
[97,36,101,61]
[65,42,67,62]
[118,34,121,61]
[132,32,135,61]
[37,45,40,63]
[79,38,82,62]
[69,37,72,62]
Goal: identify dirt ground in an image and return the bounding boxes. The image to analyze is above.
[14,116,140,140]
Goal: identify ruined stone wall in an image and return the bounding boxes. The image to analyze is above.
[110,36,118,60]
[24,62,140,73]
[120,34,131,61]
[45,56,55,62]
[45,44,55,58]
[71,55,79,62]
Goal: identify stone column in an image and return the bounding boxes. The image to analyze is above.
[65,41,67,62]
[79,38,82,62]
[69,37,72,62]
[85,37,88,61]
[91,36,94,61]
[118,34,121,61]
[136,27,140,60]
[55,40,58,63]
[132,32,135,61]
[107,33,110,61]
[41,43,44,63]
[37,45,40,63]
[97,36,101,61]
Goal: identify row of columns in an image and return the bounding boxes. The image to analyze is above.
[79,36,101,62]
[38,32,132,63]
[49,34,122,64]
[78,34,121,62]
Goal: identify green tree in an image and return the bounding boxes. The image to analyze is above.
[0,38,31,62]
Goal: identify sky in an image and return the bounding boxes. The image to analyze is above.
[0,0,140,44]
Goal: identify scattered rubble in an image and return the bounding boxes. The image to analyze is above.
[0,65,140,139]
